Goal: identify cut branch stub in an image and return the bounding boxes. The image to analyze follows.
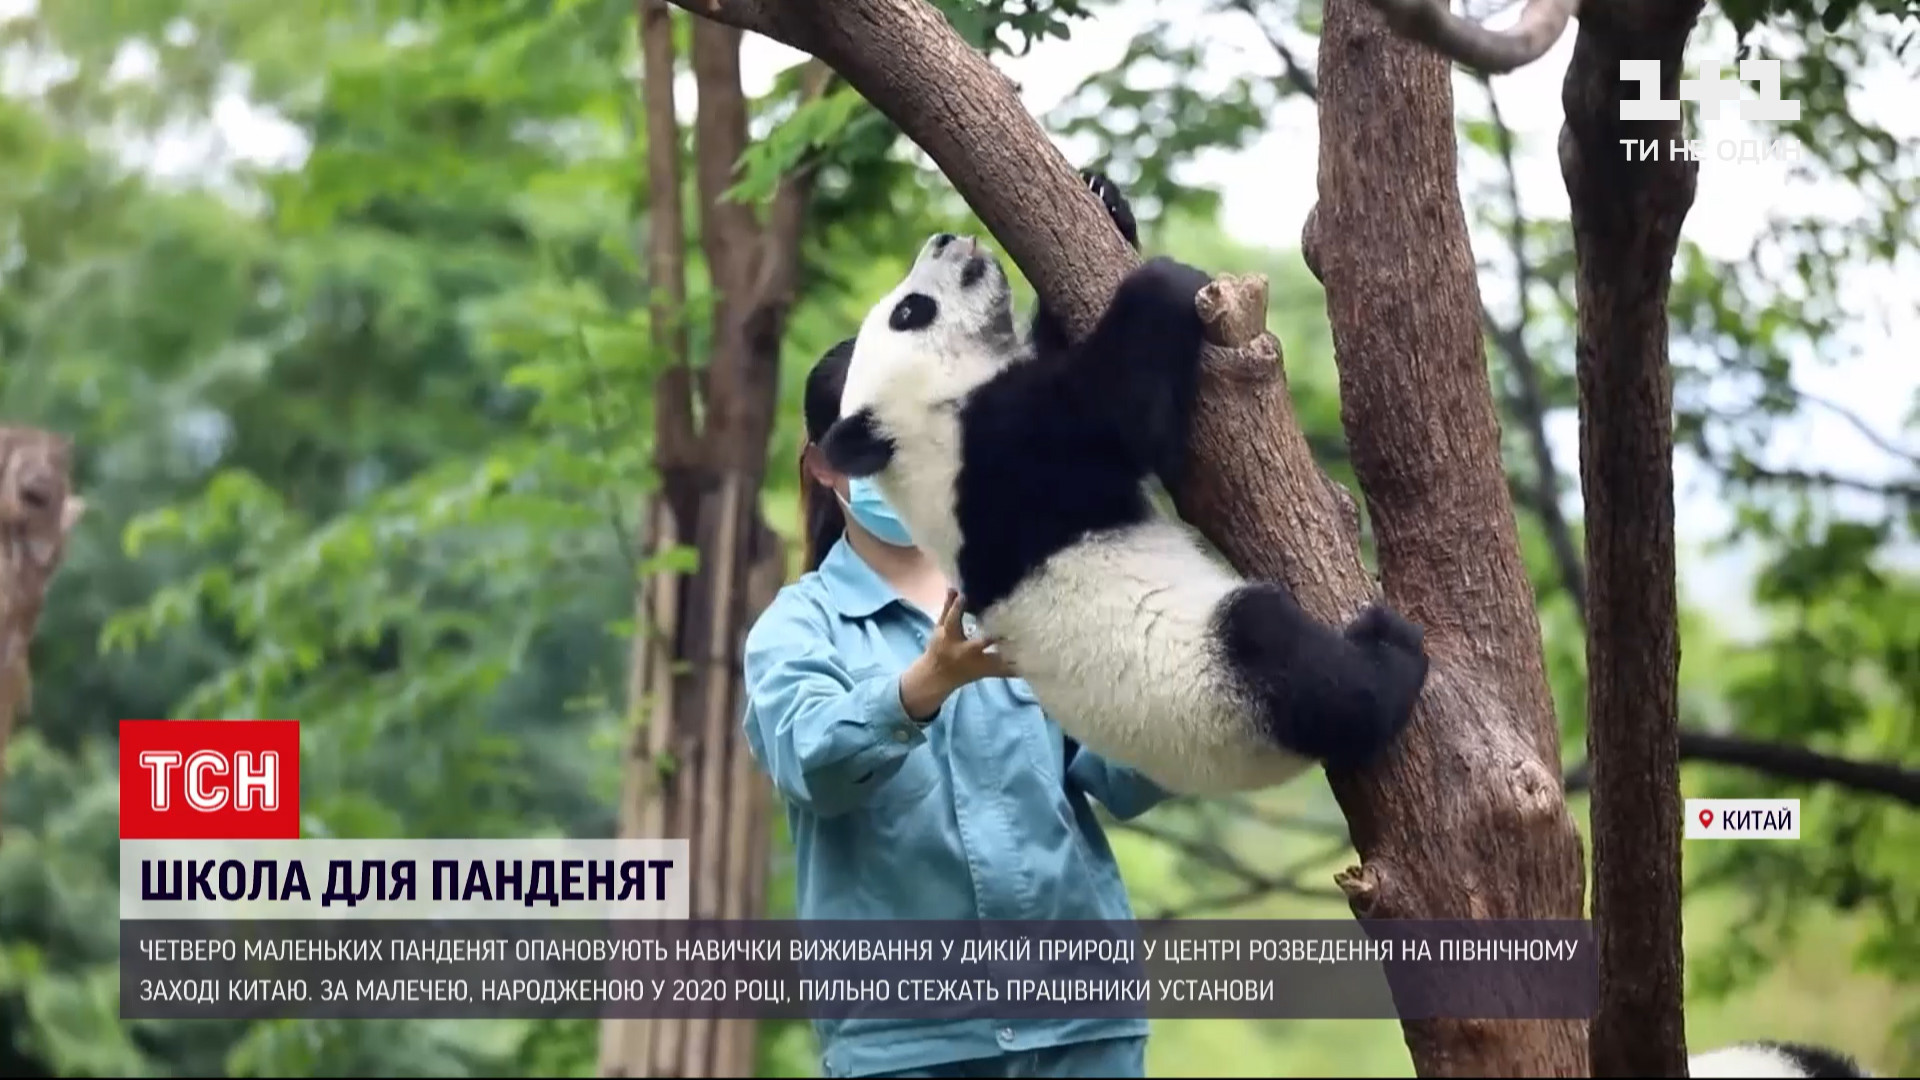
[1197,272,1271,348]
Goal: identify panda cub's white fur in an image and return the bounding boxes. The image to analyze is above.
[1689,1041,1872,1078]
[982,519,1287,793]
[821,230,1430,795]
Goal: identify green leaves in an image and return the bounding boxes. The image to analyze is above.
[1722,0,1920,42]
[726,85,868,206]
[928,0,1103,54]
[1045,21,1281,225]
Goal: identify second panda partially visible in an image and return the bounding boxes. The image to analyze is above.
[818,180,1431,796]
[1690,1040,1874,1078]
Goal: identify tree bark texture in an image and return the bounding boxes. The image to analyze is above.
[1560,2,1706,1074]
[0,426,83,844]
[1306,0,1587,1072]
[597,7,822,1077]
[661,0,1589,1074]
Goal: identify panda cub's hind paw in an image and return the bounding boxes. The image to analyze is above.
[1333,602,1430,770]
[1080,169,1140,249]
[1345,602,1425,656]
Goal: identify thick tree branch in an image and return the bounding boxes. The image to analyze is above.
[1561,0,1706,1070]
[1238,0,1623,588]
[0,427,82,844]
[1565,731,1920,808]
[1360,0,1577,74]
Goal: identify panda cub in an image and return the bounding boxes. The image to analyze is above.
[817,174,1431,795]
[1690,1040,1873,1078]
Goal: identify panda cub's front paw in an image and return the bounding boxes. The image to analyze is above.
[1081,169,1140,250]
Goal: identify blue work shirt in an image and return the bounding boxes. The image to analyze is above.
[741,537,1173,1078]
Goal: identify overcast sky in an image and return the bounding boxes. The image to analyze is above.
[16,0,1917,632]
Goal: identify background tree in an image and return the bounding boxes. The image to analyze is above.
[0,427,83,841]
[592,4,822,1075]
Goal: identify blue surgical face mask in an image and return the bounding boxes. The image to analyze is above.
[840,477,915,548]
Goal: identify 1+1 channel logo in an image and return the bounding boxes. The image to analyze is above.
[1616,56,1803,165]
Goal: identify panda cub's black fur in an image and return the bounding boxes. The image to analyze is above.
[817,173,1430,795]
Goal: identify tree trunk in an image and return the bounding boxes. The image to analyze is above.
[658,1,1589,1074]
[597,6,824,1076]
[1303,0,1588,1072]
[599,489,784,1079]
[0,427,83,845]
[1560,1,1705,1073]
[1303,0,1706,1065]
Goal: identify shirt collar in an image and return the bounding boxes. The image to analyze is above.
[818,536,905,620]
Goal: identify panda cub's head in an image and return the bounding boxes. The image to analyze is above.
[819,235,1012,477]
[843,231,1022,427]
[818,232,1025,564]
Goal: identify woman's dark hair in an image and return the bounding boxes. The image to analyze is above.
[800,337,857,572]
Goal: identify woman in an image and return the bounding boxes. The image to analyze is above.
[741,338,1171,1080]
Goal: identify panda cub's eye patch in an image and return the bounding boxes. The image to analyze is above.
[890,293,938,332]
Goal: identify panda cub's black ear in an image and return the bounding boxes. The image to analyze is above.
[819,408,896,478]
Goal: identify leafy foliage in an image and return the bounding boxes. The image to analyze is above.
[1724,0,1920,45]
[930,0,1111,54]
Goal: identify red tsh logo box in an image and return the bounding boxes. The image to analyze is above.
[118,720,301,840]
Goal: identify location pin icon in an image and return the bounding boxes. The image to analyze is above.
[1698,808,1713,828]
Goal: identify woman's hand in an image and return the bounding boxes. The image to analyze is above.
[898,590,1017,722]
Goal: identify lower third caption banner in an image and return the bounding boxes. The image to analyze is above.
[121,918,1596,1022]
